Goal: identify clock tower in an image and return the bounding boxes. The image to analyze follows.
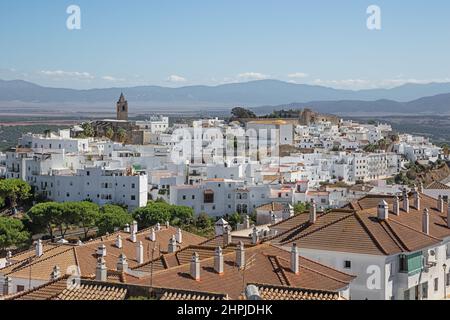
[116,93,128,121]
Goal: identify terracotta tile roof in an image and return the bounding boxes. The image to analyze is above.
[199,235,254,247]
[251,284,342,300]
[257,202,288,212]
[128,244,354,299]
[160,289,228,300]
[426,181,450,190]
[7,278,127,300]
[271,194,447,256]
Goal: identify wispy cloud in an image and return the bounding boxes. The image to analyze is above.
[288,72,309,79]
[167,75,187,83]
[40,70,95,80]
[102,75,125,82]
[237,72,269,81]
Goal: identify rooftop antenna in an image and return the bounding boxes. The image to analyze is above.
[240,253,257,298]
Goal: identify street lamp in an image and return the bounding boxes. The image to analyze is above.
[444,263,448,299]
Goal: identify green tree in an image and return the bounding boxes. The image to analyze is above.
[97,204,133,236]
[0,217,30,251]
[294,202,310,215]
[65,202,100,239]
[105,127,115,140]
[0,179,31,210]
[117,128,128,144]
[0,196,5,209]
[133,202,172,228]
[195,212,213,230]
[170,205,194,226]
[81,122,95,137]
[25,202,62,241]
[231,107,256,119]
[228,213,243,229]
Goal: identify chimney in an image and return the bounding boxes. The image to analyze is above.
[156,222,161,231]
[290,243,299,275]
[176,228,183,244]
[418,182,424,193]
[51,265,61,280]
[245,285,262,300]
[166,221,170,228]
[214,247,224,274]
[148,227,156,242]
[423,208,430,235]
[236,241,245,269]
[190,252,201,281]
[393,196,400,216]
[6,251,12,266]
[3,277,12,295]
[223,226,232,247]
[130,230,137,243]
[271,213,277,224]
[438,195,444,213]
[77,240,83,246]
[168,235,178,253]
[115,235,122,248]
[132,220,138,234]
[97,244,107,257]
[35,239,43,257]
[124,224,131,233]
[448,202,450,229]
[309,199,317,224]
[402,188,410,213]
[95,257,107,282]
[244,216,251,229]
[414,188,421,210]
[251,227,259,245]
[136,241,144,264]
[117,253,129,272]
[377,200,389,221]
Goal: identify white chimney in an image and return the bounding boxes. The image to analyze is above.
[35,239,43,257]
[51,265,61,280]
[214,247,224,274]
[438,195,444,213]
[393,196,400,216]
[148,227,156,242]
[132,220,138,234]
[236,241,245,269]
[309,199,317,224]
[223,226,232,247]
[6,251,12,266]
[290,243,299,275]
[3,277,12,295]
[244,216,251,229]
[378,200,389,221]
[166,221,170,228]
[190,252,201,281]
[423,208,430,235]
[168,235,177,253]
[77,240,83,246]
[403,188,410,213]
[97,244,107,257]
[124,224,131,233]
[156,222,161,231]
[117,253,128,272]
[414,188,421,210]
[95,257,107,282]
[136,241,144,264]
[176,228,183,244]
[418,182,424,193]
[130,230,137,243]
[115,235,122,248]
[251,227,259,245]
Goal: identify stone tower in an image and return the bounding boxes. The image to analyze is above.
[116,93,128,121]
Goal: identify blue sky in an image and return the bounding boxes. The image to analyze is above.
[1,0,450,89]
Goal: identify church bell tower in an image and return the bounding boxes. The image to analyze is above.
[116,93,128,121]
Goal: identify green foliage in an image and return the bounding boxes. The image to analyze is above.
[231,107,256,119]
[0,196,5,209]
[133,202,172,228]
[294,202,310,214]
[65,201,100,239]
[81,122,95,137]
[25,202,62,240]
[97,205,133,236]
[117,128,128,143]
[105,127,114,140]
[0,217,30,251]
[227,213,243,229]
[0,179,31,209]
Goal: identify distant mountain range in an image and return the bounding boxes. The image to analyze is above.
[1,79,450,114]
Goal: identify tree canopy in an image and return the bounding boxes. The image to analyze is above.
[0,217,30,251]
[97,204,133,236]
[231,107,257,119]
[0,179,31,209]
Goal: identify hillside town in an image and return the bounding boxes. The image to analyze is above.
[1,94,450,301]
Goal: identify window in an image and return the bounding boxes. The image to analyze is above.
[182,195,187,200]
[131,183,136,189]
[344,260,351,269]
[16,285,25,293]
[131,195,136,201]
[204,190,214,204]
[192,195,195,200]
[434,278,439,292]
[403,289,410,301]
[422,282,428,299]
